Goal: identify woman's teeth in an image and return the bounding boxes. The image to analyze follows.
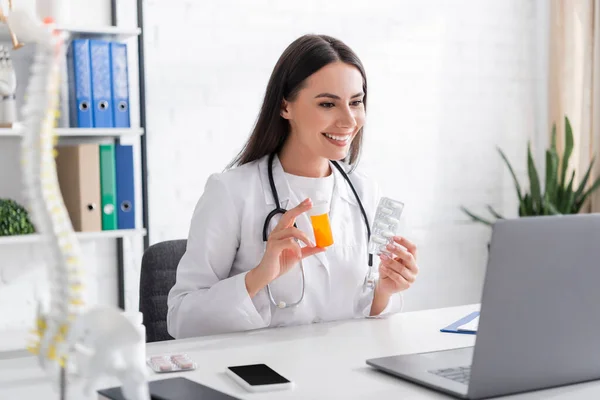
[323,133,349,142]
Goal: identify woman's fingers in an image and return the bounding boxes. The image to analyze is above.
[274,198,313,231]
[392,236,417,259]
[380,265,410,288]
[379,238,419,291]
[276,238,325,262]
[271,226,315,248]
[381,255,416,283]
[384,243,418,275]
[301,245,325,258]
[275,237,302,259]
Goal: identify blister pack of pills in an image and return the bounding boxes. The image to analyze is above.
[147,353,197,373]
[368,197,405,257]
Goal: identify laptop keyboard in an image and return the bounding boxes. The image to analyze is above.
[429,366,471,385]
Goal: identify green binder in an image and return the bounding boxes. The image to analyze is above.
[99,143,118,230]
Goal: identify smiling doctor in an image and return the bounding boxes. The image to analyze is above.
[166,34,419,339]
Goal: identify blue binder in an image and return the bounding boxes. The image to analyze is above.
[440,311,480,335]
[89,40,114,128]
[67,39,94,127]
[109,42,130,128]
[115,144,135,229]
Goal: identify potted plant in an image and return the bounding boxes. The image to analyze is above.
[0,198,35,236]
[461,116,600,226]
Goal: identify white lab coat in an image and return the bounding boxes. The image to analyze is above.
[166,154,403,339]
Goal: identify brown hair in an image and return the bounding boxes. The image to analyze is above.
[227,34,367,169]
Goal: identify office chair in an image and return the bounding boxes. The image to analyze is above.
[139,239,187,342]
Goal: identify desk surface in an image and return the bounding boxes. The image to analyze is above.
[1,304,599,399]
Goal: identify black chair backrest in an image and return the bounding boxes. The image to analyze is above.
[139,239,186,342]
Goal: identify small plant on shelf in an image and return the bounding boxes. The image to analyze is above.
[0,198,35,236]
[461,116,600,226]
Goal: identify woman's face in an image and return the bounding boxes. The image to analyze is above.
[281,61,366,161]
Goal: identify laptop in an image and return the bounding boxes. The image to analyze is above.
[366,213,600,399]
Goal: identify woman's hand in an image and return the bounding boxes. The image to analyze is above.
[377,236,419,297]
[246,198,325,297]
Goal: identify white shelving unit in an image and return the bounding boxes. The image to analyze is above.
[0,125,144,138]
[54,25,141,39]
[56,127,144,137]
[0,229,147,245]
[0,19,148,311]
[0,24,141,41]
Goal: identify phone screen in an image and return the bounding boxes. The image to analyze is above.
[227,364,290,386]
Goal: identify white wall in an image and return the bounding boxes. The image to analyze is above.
[144,0,550,311]
[0,0,550,352]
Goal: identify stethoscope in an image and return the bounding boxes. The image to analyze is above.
[263,152,374,309]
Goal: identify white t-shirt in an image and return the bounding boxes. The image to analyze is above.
[284,171,335,210]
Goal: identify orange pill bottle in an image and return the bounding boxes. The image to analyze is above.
[308,202,333,248]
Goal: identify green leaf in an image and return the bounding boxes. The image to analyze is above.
[574,158,595,204]
[556,184,565,212]
[527,143,542,213]
[497,147,525,213]
[543,199,561,215]
[460,206,494,226]
[563,171,576,213]
[521,193,535,216]
[544,148,559,204]
[576,176,600,211]
[486,205,505,219]
[560,116,574,187]
[0,198,35,236]
[548,123,559,211]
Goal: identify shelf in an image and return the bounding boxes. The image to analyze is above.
[55,127,144,138]
[0,229,147,245]
[56,25,141,39]
[0,123,22,136]
[0,24,141,42]
[0,125,144,139]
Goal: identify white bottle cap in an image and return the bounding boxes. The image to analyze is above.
[307,200,329,217]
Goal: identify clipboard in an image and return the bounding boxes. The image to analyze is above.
[440,311,480,335]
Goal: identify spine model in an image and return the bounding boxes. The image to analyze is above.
[5,4,150,399]
[7,10,85,373]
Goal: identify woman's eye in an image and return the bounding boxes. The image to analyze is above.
[351,100,363,106]
[319,102,335,108]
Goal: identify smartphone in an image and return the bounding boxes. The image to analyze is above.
[225,363,294,392]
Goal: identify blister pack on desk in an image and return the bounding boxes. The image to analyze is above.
[368,197,405,257]
[147,353,197,373]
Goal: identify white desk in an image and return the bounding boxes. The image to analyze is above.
[1,304,599,399]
